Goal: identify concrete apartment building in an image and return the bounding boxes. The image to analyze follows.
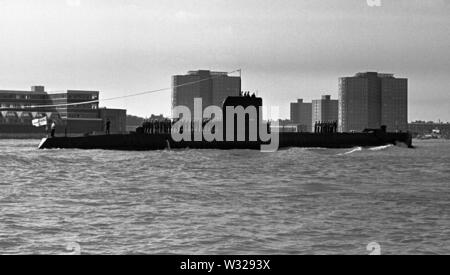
[290,99,312,132]
[312,95,338,132]
[172,70,241,117]
[0,86,126,138]
[338,72,408,132]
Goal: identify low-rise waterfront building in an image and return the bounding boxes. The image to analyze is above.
[409,121,450,139]
[0,86,126,138]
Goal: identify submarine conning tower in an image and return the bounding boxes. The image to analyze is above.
[222,94,265,142]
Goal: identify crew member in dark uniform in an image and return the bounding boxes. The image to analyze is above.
[106,119,111,135]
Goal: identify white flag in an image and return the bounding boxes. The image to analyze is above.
[32,117,47,127]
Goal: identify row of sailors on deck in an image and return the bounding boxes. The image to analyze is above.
[240,91,257,98]
[141,119,172,134]
[314,121,338,134]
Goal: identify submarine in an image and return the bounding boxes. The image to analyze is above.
[38,96,413,151]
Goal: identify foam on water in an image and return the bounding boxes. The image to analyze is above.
[338,147,363,156]
[369,145,394,151]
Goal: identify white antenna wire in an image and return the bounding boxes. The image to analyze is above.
[0,69,241,110]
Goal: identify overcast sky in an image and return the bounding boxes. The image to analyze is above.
[0,0,449,121]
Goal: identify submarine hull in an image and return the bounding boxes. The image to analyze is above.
[38,132,413,150]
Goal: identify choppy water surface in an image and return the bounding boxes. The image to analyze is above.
[0,139,449,255]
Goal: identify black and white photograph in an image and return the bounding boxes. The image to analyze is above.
[0,0,449,260]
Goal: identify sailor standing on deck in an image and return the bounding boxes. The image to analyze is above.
[50,121,56,138]
[105,119,111,135]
